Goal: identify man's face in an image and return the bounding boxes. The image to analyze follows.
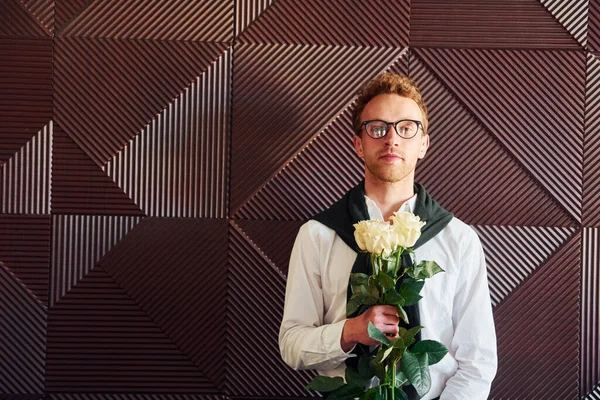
[353,93,429,185]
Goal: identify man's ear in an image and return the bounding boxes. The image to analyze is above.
[353,134,364,158]
[418,134,430,159]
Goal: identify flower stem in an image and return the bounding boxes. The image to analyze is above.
[392,361,397,400]
[371,253,378,275]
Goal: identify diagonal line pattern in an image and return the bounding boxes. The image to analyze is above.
[235,0,273,38]
[231,44,405,214]
[99,218,228,390]
[0,0,48,36]
[0,215,51,305]
[54,0,89,33]
[588,0,600,51]
[584,54,600,226]
[415,48,585,222]
[1,121,52,215]
[227,221,316,396]
[234,219,304,276]
[238,0,409,46]
[0,261,47,393]
[50,215,144,306]
[235,53,406,221]
[59,0,233,42]
[54,37,227,166]
[47,396,224,400]
[582,228,600,396]
[411,52,576,227]
[20,0,54,34]
[586,385,600,399]
[51,126,144,215]
[46,266,216,392]
[540,0,588,48]
[0,37,53,163]
[236,109,363,221]
[491,231,580,399]
[473,225,576,307]
[104,50,230,218]
[410,0,581,49]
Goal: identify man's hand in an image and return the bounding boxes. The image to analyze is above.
[340,305,400,352]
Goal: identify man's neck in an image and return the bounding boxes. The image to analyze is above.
[364,177,415,221]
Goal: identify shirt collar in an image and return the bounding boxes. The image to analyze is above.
[364,193,417,221]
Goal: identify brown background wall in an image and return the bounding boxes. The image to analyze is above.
[0,0,598,399]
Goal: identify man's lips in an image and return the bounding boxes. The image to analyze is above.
[379,153,402,161]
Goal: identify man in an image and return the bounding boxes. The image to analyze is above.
[279,73,497,399]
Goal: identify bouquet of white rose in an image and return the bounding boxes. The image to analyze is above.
[306,211,448,400]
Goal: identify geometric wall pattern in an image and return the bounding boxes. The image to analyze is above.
[49,214,143,305]
[1,1,599,400]
[1,121,53,215]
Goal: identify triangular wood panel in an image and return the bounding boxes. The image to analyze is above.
[51,126,144,215]
[46,267,217,392]
[99,218,228,390]
[411,53,576,227]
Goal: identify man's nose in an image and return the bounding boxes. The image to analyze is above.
[383,125,399,146]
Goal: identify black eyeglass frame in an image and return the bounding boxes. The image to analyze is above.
[360,119,423,139]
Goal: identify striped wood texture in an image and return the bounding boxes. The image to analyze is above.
[1,0,599,399]
[0,261,47,393]
[1,122,52,214]
[0,37,52,162]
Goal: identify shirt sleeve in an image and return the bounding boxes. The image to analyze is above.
[278,221,355,371]
[440,228,498,400]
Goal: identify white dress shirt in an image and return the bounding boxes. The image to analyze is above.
[279,195,497,400]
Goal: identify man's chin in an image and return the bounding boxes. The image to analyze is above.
[366,163,415,183]
[367,170,405,184]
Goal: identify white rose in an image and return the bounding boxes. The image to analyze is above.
[389,211,425,248]
[354,220,399,256]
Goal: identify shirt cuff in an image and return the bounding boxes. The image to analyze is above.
[327,319,357,357]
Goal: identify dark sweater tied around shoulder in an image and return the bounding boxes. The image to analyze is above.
[312,181,452,400]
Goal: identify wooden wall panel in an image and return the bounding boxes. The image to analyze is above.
[0,0,597,399]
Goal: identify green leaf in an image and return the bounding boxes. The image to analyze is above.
[345,366,372,389]
[391,347,404,363]
[411,340,449,366]
[360,387,382,400]
[371,358,385,380]
[391,336,405,350]
[366,277,380,298]
[384,288,404,306]
[327,384,366,400]
[373,348,384,364]
[396,305,409,324]
[305,376,345,392]
[380,345,394,362]
[395,370,408,386]
[398,280,424,306]
[363,295,378,306]
[392,387,409,400]
[346,293,366,316]
[410,260,444,280]
[398,326,421,344]
[367,321,392,346]
[357,355,376,380]
[351,273,369,286]
[401,351,431,398]
[377,270,395,289]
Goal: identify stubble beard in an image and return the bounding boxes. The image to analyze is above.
[365,159,414,184]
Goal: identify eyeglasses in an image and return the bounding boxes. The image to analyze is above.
[361,119,423,139]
